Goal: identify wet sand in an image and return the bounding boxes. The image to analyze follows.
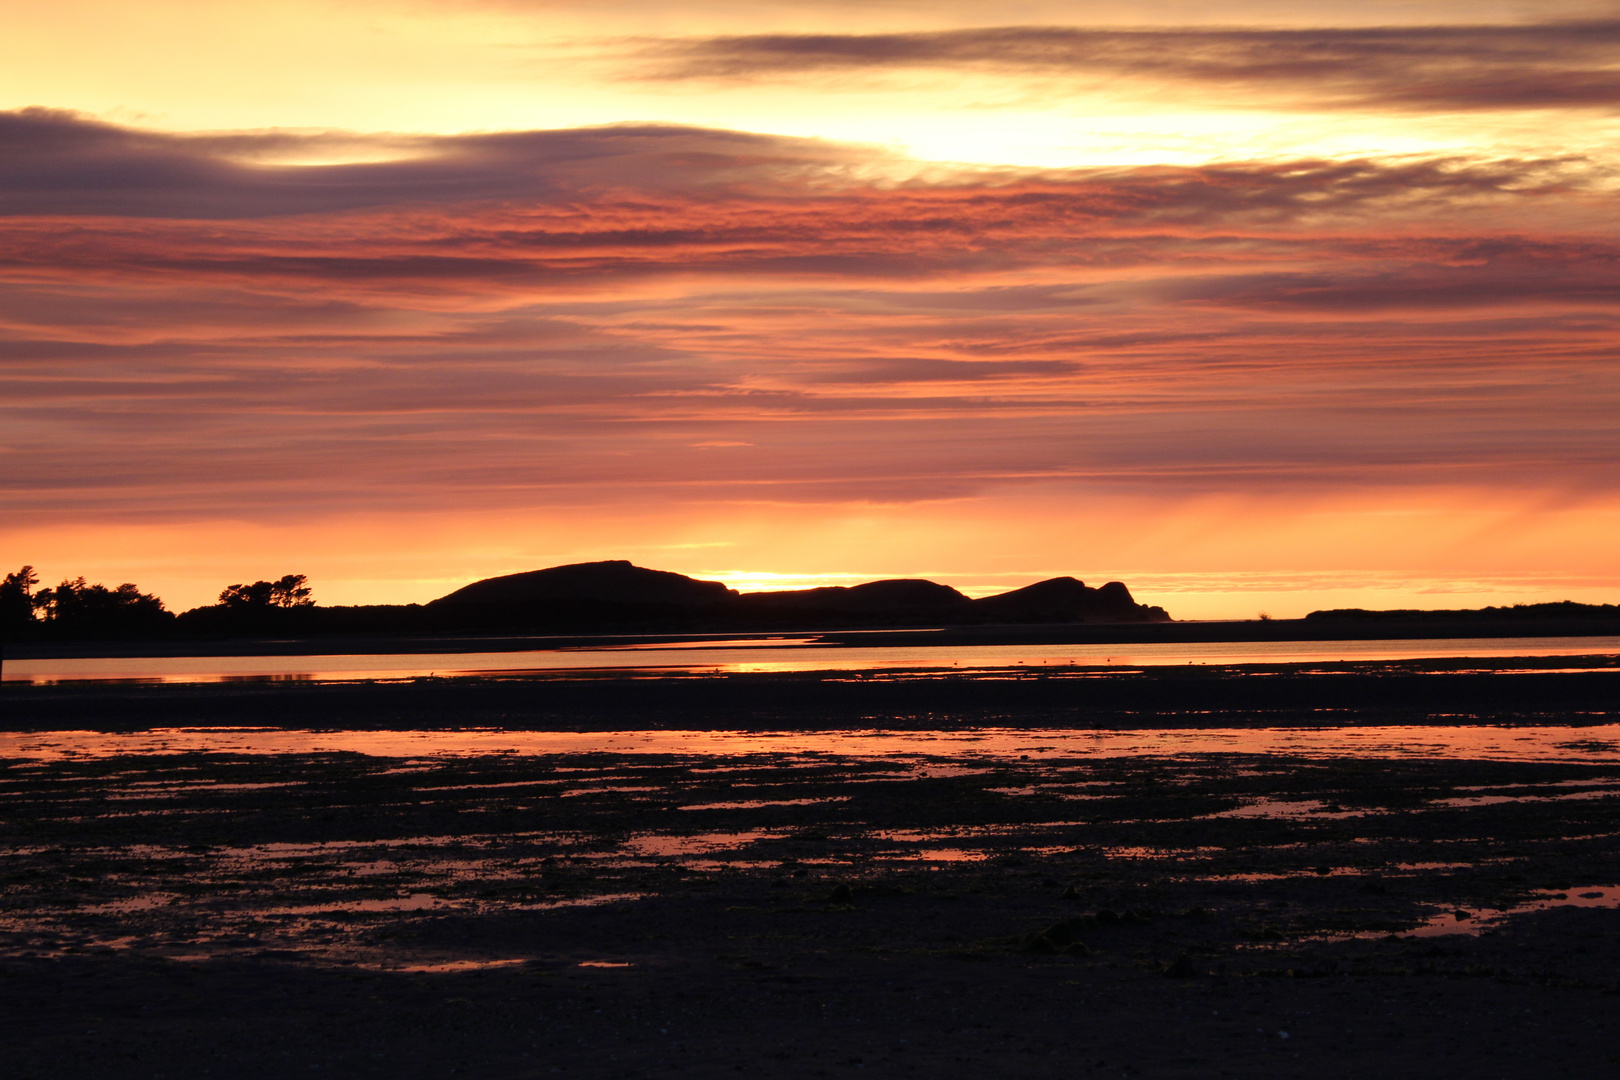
[6,657,1620,732]
[2,666,1619,1077]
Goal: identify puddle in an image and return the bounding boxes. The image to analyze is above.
[1429,790,1620,808]
[347,862,405,877]
[103,782,303,797]
[865,826,1083,862]
[396,959,529,973]
[679,797,851,811]
[869,827,1002,844]
[1401,886,1620,937]
[208,833,579,859]
[413,779,567,792]
[578,961,631,968]
[10,725,1620,765]
[1214,860,1501,883]
[559,786,660,797]
[621,831,776,857]
[1105,846,1224,859]
[81,894,182,913]
[1454,777,1620,791]
[514,893,647,912]
[985,786,1110,800]
[1205,798,1367,820]
[260,893,447,915]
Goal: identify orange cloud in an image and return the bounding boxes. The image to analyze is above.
[2,112,1618,613]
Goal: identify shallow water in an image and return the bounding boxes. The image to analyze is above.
[6,724,1619,763]
[7,634,1620,684]
[3,732,1616,974]
[1394,885,1620,938]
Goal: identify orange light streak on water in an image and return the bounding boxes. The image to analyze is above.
[6,635,1620,684]
[3,726,1617,763]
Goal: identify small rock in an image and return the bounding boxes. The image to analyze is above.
[1022,918,1088,954]
[1164,954,1198,978]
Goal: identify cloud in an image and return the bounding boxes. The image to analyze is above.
[3,113,1599,320]
[3,114,1619,524]
[634,21,1620,112]
[0,108,880,219]
[0,109,1589,226]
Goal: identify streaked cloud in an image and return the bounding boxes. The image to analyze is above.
[0,108,885,219]
[636,21,1620,112]
[3,111,1617,521]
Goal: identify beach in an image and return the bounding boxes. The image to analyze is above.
[3,661,1618,1076]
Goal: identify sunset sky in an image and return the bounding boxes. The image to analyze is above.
[4,1,1620,618]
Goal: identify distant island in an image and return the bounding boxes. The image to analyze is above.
[9,559,1620,649]
[428,560,1171,629]
[2,560,1170,642]
[1306,602,1620,622]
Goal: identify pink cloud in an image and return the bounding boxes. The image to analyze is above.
[2,113,1617,531]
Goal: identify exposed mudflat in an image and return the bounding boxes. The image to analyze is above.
[3,680,1619,1078]
[6,659,1620,732]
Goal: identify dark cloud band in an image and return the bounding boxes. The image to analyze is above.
[635,21,1620,112]
[0,110,1580,223]
[0,109,871,219]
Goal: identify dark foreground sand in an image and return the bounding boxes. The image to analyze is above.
[2,668,1619,1077]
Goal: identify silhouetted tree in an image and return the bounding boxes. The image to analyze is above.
[218,574,314,608]
[1,565,39,637]
[32,576,172,638]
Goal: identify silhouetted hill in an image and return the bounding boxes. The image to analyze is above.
[415,560,739,634]
[964,577,1167,624]
[422,561,1170,631]
[7,561,1172,643]
[432,560,737,608]
[1306,601,1620,621]
[737,579,968,613]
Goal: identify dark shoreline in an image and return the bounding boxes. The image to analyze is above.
[6,661,1620,732]
[8,614,1620,661]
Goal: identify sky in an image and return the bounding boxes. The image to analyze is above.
[3,0,1620,618]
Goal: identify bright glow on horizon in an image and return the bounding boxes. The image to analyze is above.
[8,484,1620,619]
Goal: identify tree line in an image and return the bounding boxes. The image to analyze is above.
[1,567,314,641]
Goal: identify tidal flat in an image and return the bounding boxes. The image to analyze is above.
[2,668,1619,1077]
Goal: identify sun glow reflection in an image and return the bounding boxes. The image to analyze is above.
[6,724,1620,763]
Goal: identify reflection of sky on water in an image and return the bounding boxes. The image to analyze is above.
[7,635,1620,684]
[5,731,1617,969]
[1380,886,1620,939]
[5,725,1620,763]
